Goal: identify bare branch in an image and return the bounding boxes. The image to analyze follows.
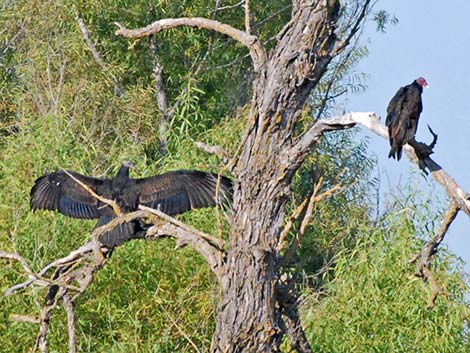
[76,16,106,69]
[285,112,365,170]
[159,303,203,353]
[279,178,342,267]
[10,314,40,324]
[140,206,226,276]
[63,169,122,216]
[195,141,231,165]
[277,198,309,253]
[216,0,245,11]
[140,205,225,250]
[4,240,100,296]
[115,17,266,72]
[0,251,37,280]
[34,296,61,353]
[63,293,77,353]
[289,112,470,215]
[245,0,251,34]
[76,16,124,96]
[410,203,459,309]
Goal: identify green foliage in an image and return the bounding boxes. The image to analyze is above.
[302,202,470,353]
[373,10,399,32]
[0,1,468,352]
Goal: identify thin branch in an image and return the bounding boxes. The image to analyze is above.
[115,17,266,72]
[149,35,170,155]
[33,294,62,353]
[279,179,342,267]
[76,16,106,69]
[195,141,231,165]
[217,0,245,11]
[10,314,40,324]
[277,197,309,253]
[63,169,122,216]
[4,240,99,296]
[245,0,251,34]
[409,203,459,309]
[76,16,124,96]
[159,303,203,353]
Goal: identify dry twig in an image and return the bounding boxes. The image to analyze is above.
[279,178,343,267]
[63,169,122,216]
[409,203,459,309]
[195,141,231,165]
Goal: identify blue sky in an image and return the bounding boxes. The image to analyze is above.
[345,0,470,270]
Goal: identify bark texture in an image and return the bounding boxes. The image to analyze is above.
[211,1,343,351]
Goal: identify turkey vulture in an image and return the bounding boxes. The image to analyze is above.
[30,161,232,247]
[385,77,428,160]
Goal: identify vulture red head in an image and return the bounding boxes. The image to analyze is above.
[416,77,429,88]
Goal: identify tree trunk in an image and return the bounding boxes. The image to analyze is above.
[211,123,289,352]
[210,1,342,351]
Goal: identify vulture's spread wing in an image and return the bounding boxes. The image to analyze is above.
[135,170,232,215]
[30,170,109,219]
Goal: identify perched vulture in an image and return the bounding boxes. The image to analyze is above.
[385,77,428,160]
[30,161,232,247]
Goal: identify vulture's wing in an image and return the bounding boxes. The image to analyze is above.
[385,86,407,128]
[134,170,232,215]
[30,170,110,219]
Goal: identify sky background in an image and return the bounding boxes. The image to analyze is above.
[343,0,470,271]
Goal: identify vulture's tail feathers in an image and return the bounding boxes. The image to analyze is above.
[95,215,145,248]
[388,145,403,161]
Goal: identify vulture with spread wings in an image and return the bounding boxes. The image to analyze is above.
[30,161,232,247]
[386,77,428,160]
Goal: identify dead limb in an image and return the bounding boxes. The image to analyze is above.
[278,178,342,267]
[63,293,77,353]
[63,169,122,216]
[195,141,231,165]
[290,112,470,215]
[244,0,251,34]
[140,205,226,276]
[76,16,124,96]
[2,202,226,353]
[115,17,266,72]
[76,16,106,69]
[410,203,459,309]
